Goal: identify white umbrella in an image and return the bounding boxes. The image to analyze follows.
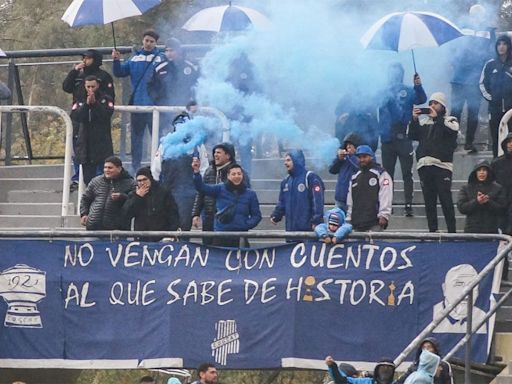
[361,11,463,72]
[62,0,162,47]
[182,3,271,32]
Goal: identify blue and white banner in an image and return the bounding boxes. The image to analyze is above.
[0,239,501,369]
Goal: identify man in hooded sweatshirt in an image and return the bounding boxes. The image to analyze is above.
[457,159,506,233]
[326,355,396,384]
[270,150,325,232]
[480,34,512,157]
[396,337,453,384]
[63,49,115,188]
[409,92,459,233]
[122,167,180,241]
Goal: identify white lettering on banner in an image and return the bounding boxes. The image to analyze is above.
[290,243,415,271]
[105,243,209,268]
[109,280,156,306]
[244,278,277,304]
[286,278,414,305]
[64,282,96,308]
[166,279,234,305]
[225,249,275,272]
[64,243,94,267]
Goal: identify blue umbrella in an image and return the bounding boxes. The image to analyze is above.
[62,0,162,48]
[360,11,463,73]
[182,3,271,32]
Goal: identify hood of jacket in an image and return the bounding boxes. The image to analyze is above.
[343,132,362,149]
[82,49,103,73]
[404,350,440,384]
[287,149,306,176]
[468,159,495,184]
[373,358,396,384]
[501,132,512,155]
[323,207,346,225]
[495,34,512,58]
[414,337,441,362]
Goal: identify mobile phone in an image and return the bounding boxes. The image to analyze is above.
[419,108,431,114]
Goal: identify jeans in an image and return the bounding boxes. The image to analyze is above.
[381,140,414,205]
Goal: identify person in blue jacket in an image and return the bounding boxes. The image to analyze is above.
[192,160,261,248]
[379,63,427,217]
[326,355,396,384]
[329,132,360,212]
[314,207,352,244]
[270,149,325,232]
[112,29,165,173]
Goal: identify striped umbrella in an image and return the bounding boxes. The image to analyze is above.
[182,3,271,32]
[62,0,162,47]
[360,11,463,72]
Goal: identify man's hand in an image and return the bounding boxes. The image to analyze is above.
[412,107,421,121]
[112,49,121,60]
[323,236,332,244]
[192,216,201,228]
[378,216,388,229]
[325,356,335,366]
[87,91,96,105]
[337,148,347,160]
[111,192,121,201]
[477,191,489,204]
[74,62,85,71]
[191,157,201,173]
[80,215,88,226]
[136,183,150,198]
[414,73,422,86]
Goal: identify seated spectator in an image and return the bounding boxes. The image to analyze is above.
[315,207,352,244]
[346,145,393,232]
[270,150,325,233]
[457,160,506,234]
[122,167,180,241]
[80,156,135,230]
[192,160,261,248]
[396,337,453,384]
[329,133,360,212]
[409,92,459,233]
[326,355,396,384]
[403,350,440,384]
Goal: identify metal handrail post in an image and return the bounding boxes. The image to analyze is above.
[444,287,512,360]
[0,106,73,219]
[151,109,160,159]
[465,290,474,384]
[393,238,512,367]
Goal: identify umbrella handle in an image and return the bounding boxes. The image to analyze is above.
[111,22,117,50]
[411,49,417,75]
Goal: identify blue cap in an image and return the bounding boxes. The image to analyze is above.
[355,145,375,157]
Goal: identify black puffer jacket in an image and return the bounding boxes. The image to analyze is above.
[457,160,506,233]
[80,169,135,230]
[122,182,180,236]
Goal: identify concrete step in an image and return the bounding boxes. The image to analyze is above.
[0,178,62,201]
[0,202,70,215]
[7,190,64,203]
[0,215,81,228]
[0,164,65,178]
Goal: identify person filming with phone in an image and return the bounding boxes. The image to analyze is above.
[409,92,460,233]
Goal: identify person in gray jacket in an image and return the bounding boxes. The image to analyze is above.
[80,156,135,230]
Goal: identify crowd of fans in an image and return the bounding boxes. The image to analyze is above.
[52,24,512,262]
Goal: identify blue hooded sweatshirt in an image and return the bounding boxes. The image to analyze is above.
[314,207,353,241]
[271,150,325,231]
[404,350,440,384]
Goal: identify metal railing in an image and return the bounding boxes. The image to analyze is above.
[0,105,74,218]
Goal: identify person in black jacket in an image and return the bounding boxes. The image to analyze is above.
[122,167,180,241]
[480,34,512,157]
[409,92,459,233]
[80,156,135,230]
[457,159,506,233]
[396,337,453,384]
[71,76,115,184]
[63,49,115,189]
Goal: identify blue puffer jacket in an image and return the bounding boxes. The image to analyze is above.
[193,173,262,232]
[113,47,164,106]
[271,150,325,231]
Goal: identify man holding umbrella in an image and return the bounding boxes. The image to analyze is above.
[379,63,426,217]
[112,29,165,173]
